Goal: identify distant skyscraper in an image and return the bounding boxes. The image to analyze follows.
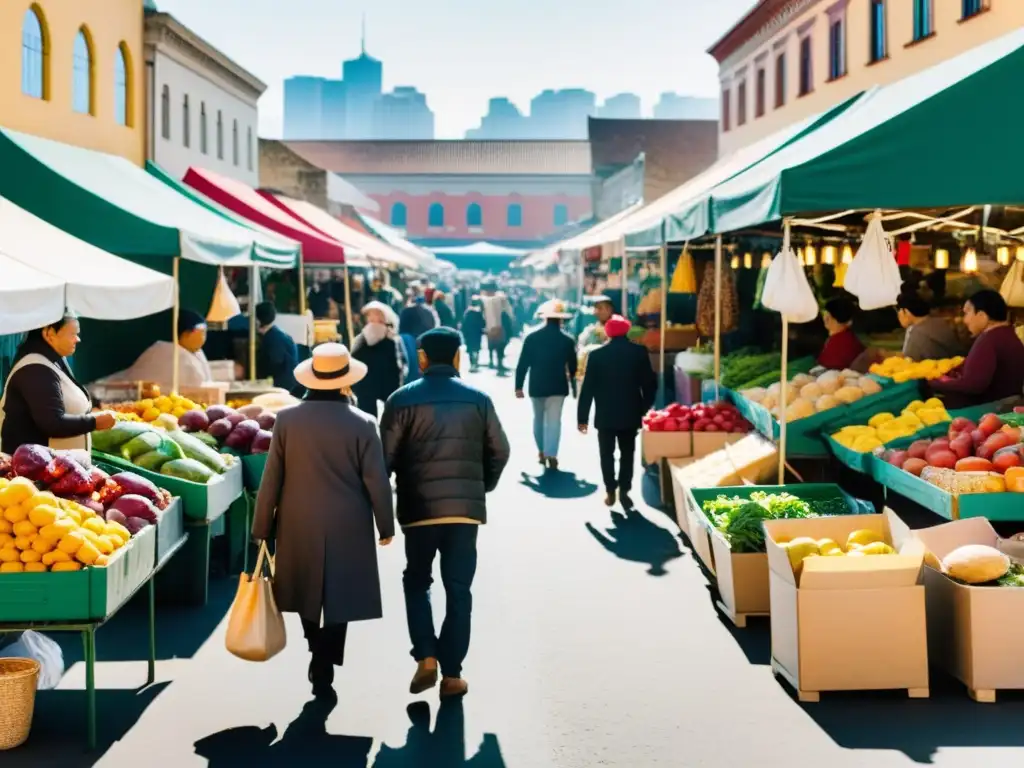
[373,87,434,139]
[529,89,596,139]
[653,93,719,120]
[341,25,383,139]
[322,80,348,139]
[598,93,642,119]
[283,76,325,139]
[465,97,527,139]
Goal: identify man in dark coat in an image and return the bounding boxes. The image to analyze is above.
[459,296,485,371]
[399,291,438,340]
[577,315,656,509]
[255,302,299,393]
[515,299,577,469]
[381,328,510,699]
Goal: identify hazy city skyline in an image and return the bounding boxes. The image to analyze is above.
[153,0,758,138]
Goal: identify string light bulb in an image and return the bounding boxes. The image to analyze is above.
[841,244,854,264]
[743,252,753,269]
[962,247,979,274]
[934,248,950,270]
[997,246,1011,266]
[730,255,740,269]
[822,245,837,265]
[761,252,772,268]
[804,245,817,266]
[1017,246,1024,263]
[796,247,805,265]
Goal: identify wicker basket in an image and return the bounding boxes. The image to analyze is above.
[0,658,40,750]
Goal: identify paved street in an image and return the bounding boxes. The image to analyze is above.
[12,340,1024,767]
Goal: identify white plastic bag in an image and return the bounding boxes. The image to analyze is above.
[844,214,902,310]
[760,246,819,324]
[0,631,64,690]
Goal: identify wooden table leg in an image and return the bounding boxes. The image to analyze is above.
[147,578,156,686]
[83,626,96,751]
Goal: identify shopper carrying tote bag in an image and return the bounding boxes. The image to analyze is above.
[225,542,287,662]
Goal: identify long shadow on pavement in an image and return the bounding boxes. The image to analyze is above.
[585,509,683,576]
[194,699,505,768]
[518,470,598,499]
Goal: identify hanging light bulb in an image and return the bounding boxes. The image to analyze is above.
[997,246,1011,266]
[822,245,837,265]
[934,248,950,270]
[743,252,753,269]
[796,247,805,265]
[962,247,979,273]
[841,244,854,264]
[804,244,817,266]
[1017,246,1024,263]
[761,252,772,268]
[730,255,740,269]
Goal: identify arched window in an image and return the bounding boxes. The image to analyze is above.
[466,203,482,227]
[114,43,130,126]
[428,203,445,228]
[199,103,208,154]
[160,85,170,139]
[21,6,49,99]
[391,202,408,227]
[232,119,239,165]
[216,110,224,159]
[247,127,253,171]
[553,204,568,226]
[182,95,190,147]
[72,28,94,115]
[507,203,523,227]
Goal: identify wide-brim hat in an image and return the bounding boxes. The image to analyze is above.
[536,299,573,319]
[294,343,367,390]
[361,300,399,327]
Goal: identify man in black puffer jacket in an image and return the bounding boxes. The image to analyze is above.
[381,328,510,700]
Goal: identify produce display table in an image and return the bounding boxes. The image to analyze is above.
[0,532,186,751]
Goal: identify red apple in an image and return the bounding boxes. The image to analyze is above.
[979,413,1003,436]
[994,451,1022,473]
[948,417,976,437]
[927,449,958,469]
[971,429,988,447]
[950,433,973,459]
[907,440,932,460]
[888,450,909,467]
[705,423,720,432]
[677,419,692,432]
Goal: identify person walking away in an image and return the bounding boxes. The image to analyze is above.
[399,287,436,384]
[255,302,299,394]
[480,293,505,371]
[460,296,485,372]
[432,291,457,328]
[251,343,395,701]
[381,328,510,699]
[351,301,408,420]
[577,315,656,509]
[515,300,577,469]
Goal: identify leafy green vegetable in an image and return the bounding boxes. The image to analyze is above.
[997,564,1024,587]
[999,413,1024,429]
[701,491,817,553]
[807,497,853,517]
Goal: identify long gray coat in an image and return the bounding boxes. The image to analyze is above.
[251,395,395,626]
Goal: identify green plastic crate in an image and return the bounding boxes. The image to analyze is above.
[0,524,156,622]
[155,496,185,568]
[93,451,242,523]
[241,453,268,491]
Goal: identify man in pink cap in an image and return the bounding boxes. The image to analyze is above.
[577,315,656,509]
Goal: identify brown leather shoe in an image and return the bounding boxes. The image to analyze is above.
[440,676,469,699]
[538,451,545,464]
[604,490,617,507]
[547,457,559,470]
[409,658,438,694]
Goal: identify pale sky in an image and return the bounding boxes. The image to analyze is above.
[155,0,757,138]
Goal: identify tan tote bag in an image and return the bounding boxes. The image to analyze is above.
[225,543,287,662]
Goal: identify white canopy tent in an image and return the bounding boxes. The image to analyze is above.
[521,202,644,268]
[0,197,175,335]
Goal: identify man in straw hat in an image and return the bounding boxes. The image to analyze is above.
[381,328,510,699]
[515,299,578,470]
[577,314,656,509]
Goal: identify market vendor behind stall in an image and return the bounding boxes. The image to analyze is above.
[896,292,964,361]
[818,298,866,371]
[255,302,298,393]
[930,290,1024,408]
[99,309,213,393]
[0,314,116,453]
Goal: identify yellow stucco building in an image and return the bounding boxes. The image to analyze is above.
[712,0,1024,156]
[0,0,145,164]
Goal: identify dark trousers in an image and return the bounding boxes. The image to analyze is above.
[301,618,349,668]
[403,524,479,679]
[598,429,637,494]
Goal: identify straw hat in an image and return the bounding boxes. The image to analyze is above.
[294,343,367,390]
[536,299,573,319]
[361,300,399,327]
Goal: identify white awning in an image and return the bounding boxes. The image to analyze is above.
[521,202,644,268]
[0,196,175,335]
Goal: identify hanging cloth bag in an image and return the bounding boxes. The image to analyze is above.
[844,212,902,310]
[760,245,819,324]
[669,249,697,294]
[1000,260,1024,308]
[225,542,287,662]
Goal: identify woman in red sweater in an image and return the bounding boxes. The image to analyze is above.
[818,298,865,371]
[931,290,1024,408]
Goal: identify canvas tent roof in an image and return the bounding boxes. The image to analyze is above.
[261,194,421,270]
[357,214,439,271]
[521,202,644,268]
[0,197,175,335]
[0,128,297,267]
[710,28,1024,233]
[432,242,531,257]
[183,166,347,265]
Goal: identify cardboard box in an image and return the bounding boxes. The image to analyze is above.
[685,496,715,576]
[692,431,746,458]
[642,430,692,465]
[913,517,1024,702]
[763,511,930,702]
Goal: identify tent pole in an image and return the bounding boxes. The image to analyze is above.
[713,235,723,401]
[658,243,667,405]
[778,220,793,485]
[621,242,628,317]
[171,257,180,395]
[298,253,307,315]
[249,266,258,381]
[343,262,355,346]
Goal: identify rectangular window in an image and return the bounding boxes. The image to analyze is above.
[870,0,887,62]
[722,88,731,131]
[829,19,846,80]
[799,36,813,96]
[775,52,786,108]
[737,80,747,126]
[961,0,983,19]
[755,68,766,118]
[913,0,933,40]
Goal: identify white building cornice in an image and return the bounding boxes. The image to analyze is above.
[720,0,825,72]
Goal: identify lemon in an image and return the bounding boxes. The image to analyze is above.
[847,529,884,549]
[783,537,820,575]
[859,541,895,555]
